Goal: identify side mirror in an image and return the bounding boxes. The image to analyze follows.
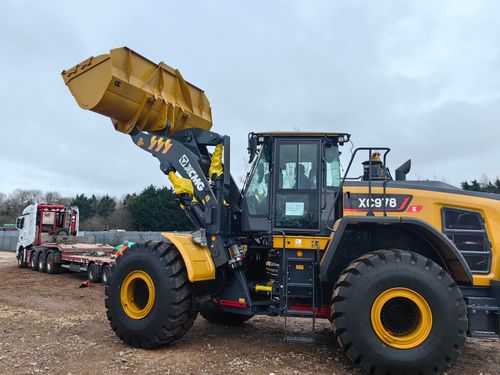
[247,134,257,163]
[395,159,411,181]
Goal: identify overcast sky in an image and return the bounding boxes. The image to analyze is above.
[1,1,499,197]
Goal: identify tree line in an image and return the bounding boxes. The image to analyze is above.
[461,178,500,194]
[0,186,192,231]
[1,177,498,231]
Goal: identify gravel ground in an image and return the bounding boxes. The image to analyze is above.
[0,251,498,375]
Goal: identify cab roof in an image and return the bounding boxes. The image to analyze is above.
[255,131,350,140]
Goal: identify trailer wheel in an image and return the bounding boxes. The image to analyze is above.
[38,251,47,273]
[31,251,40,271]
[330,250,467,375]
[101,265,111,285]
[46,252,60,274]
[17,248,28,268]
[105,241,197,348]
[200,299,253,326]
[88,263,102,283]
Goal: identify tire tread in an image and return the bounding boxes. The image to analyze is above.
[104,241,197,348]
[330,249,467,375]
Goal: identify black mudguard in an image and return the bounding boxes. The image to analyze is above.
[320,216,473,287]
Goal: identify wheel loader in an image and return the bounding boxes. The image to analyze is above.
[62,47,500,375]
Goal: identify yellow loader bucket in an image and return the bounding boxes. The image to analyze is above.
[62,47,212,135]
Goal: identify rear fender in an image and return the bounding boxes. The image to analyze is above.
[320,216,473,286]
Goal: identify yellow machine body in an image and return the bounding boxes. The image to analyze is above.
[161,232,215,282]
[62,47,212,135]
[273,235,329,250]
[343,185,500,286]
[62,48,500,370]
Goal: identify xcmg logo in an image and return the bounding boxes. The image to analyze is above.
[179,155,205,192]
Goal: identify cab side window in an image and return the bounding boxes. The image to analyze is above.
[325,143,341,187]
[442,208,491,273]
[246,144,271,216]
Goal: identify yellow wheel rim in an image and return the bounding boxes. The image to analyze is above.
[120,270,156,320]
[371,287,432,349]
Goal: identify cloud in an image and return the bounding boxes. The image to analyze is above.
[0,0,499,197]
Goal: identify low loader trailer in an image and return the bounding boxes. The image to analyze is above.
[16,203,115,283]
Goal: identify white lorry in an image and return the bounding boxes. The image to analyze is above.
[16,203,115,283]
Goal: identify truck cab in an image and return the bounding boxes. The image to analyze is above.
[16,204,79,257]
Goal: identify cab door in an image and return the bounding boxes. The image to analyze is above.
[273,140,321,232]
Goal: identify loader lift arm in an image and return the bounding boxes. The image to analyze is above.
[62,47,244,271]
[129,126,239,268]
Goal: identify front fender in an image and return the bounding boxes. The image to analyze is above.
[161,232,215,282]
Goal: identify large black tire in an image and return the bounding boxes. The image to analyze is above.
[200,299,253,326]
[105,241,197,348]
[88,263,102,283]
[46,252,61,274]
[17,248,28,268]
[31,251,40,271]
[331,250,467,375]
[101,265,111,286]
[38,251,47,273]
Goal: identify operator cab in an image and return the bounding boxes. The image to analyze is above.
[241,132,349,235]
